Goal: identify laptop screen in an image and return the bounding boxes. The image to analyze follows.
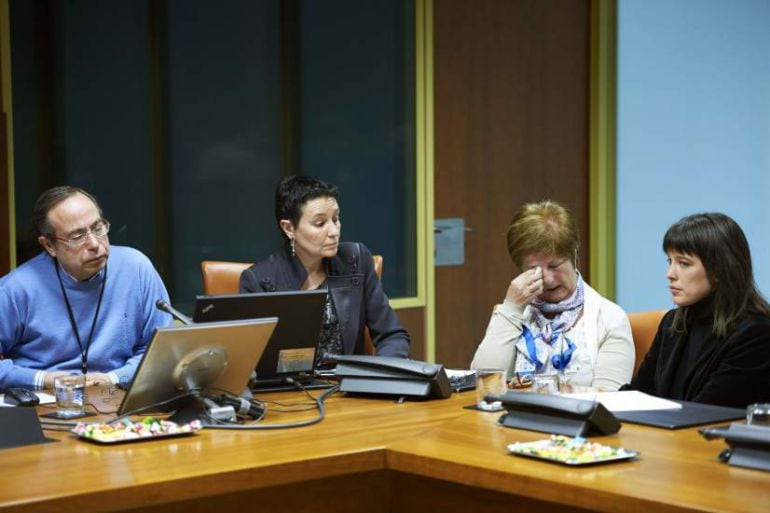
[192,290,327,383]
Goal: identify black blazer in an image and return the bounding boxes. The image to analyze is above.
[631,307,770,408]
[239,242,410,358]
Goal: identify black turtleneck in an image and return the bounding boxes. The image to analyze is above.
[631,295,770,408]
[668,297,715,400]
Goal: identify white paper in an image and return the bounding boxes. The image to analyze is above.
[446,368,476,378]
[0,391,56,407]
[562,390,682,412]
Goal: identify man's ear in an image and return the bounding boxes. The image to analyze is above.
[279,219,295,239]
[38,236,57,258]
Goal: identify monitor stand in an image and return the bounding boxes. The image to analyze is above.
[166,394,211,425]
[167,391,268,428]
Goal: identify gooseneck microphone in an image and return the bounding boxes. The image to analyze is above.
[155,299,193,325]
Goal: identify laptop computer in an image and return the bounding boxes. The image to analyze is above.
[192,290,331,391]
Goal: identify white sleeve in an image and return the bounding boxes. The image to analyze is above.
[591,301,635,391]
[470,300,525,380]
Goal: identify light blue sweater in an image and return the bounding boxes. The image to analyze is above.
[0,246,172,390]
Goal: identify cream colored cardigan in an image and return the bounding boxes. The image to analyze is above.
[470,283,634,391]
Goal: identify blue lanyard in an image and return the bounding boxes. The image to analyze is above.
[521,325,576,371]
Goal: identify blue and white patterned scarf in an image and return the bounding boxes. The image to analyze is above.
[515,273,585,375]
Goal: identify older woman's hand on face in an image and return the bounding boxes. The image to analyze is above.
[505,266,543,307]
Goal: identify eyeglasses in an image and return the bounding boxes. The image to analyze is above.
[51,221,111,248]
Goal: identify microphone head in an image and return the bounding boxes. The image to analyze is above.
[155,299,192,325]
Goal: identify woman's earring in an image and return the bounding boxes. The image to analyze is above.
[290,237,296,257]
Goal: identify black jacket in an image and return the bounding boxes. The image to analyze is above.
[631,303,770,408]
[239,242,410,358]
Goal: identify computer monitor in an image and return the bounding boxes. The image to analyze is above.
[192,290,326,388]
[117,318,277,421]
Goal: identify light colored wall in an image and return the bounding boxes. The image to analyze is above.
[616,0,770,312]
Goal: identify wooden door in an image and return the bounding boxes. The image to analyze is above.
[433,0,591,368]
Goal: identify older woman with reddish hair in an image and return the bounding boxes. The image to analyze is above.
[471,200,634,391]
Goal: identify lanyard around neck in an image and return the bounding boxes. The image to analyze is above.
[54,259,108,375]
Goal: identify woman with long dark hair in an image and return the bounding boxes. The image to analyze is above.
[630,212,770,407]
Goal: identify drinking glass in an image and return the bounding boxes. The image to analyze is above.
[531,373,559,394]
[475,369,507,411]
[54,374,87,418]
[746,403,770,427]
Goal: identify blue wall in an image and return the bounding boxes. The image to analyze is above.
[616,0,770,312]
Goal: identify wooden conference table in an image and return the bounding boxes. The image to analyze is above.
[1,387,769,513]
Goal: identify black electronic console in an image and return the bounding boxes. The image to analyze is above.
[491,391,621,437]
[700,423,770,472]
[330,355,452,400]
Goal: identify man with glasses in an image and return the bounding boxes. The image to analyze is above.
[0,186,172,391]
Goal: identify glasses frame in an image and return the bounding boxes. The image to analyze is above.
[50,220,111,248]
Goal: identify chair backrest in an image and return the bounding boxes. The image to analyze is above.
[627,309,667,376]
[200,255,384,355]
[372,254,383,280]
[200,260,253,296]
[201,256,383,296]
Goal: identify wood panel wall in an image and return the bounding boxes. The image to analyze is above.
[433,0,591,368]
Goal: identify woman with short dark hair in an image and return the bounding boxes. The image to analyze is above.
[630,212,770,407]
[240,176,410,364]
[471,200,634,391]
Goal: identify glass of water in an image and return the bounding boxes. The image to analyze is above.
[531,373,559,394]
[475,369,507,411]
[54,373,87,418]
[746,403,770,427]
